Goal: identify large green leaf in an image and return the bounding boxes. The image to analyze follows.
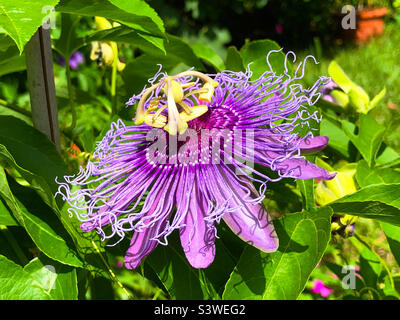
[0,167,83,267]
[0,117,107,276]
[0,36,26,76]
[0,197,18,226]
[24,256,78,300]
[56,0,165,52]
[0,116,68,196]
[240,39,286,79]
[85,25,165,55]
[225,46,245,72]
[341,114,386,167]
[223,206,333,300]
[319,117,350,158]
[329,184,400,226]
[145,231,235,299]
[0,254,51,299]
[355,160,400,188]
[190,42,225,72]
[0,0,60,53]
[0,116,68,211]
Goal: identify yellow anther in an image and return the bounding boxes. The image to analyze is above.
[181,82,196,89]
[179,105,208,122]
[144,113,167,128]
[198,82,216,102]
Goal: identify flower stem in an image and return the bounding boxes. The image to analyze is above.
[110,43,118,117]
[66,57,77,131]
[0,225,29,265]
[90,240,134,299]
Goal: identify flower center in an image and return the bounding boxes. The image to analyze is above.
[134,70,219,135]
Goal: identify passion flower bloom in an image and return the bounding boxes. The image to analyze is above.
[56,51,335,269]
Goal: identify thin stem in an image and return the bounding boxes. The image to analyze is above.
[0,225,29,265]
[110,43,118,116]
[66,57,77,130]
[354,232,395,290]
[90,240,134,300]
[358,286,382,300]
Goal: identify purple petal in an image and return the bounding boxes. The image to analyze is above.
[299,136,329,154]
[269,154,336,180]
[124,225,161,270]
[179,181,216,268]
[221,177,279,253]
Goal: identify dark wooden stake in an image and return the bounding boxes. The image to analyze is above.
[25,26,60,152]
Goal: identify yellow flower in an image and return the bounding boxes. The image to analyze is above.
[315,158,358,234]
[90,17,126,72]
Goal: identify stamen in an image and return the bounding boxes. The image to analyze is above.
[134,70,219,134]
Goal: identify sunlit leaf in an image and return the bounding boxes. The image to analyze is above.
[223,207,332,299]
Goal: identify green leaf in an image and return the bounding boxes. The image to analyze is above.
[0,116,68,209]
[0,0,60,53]
[190,42,225,72]
[85,25,165,55]
[380,222,400,267]
[368,87,386,112]
[145,231,235,299]
[328,60,370,104]
[24,256,78,300]
[225,46,245,72]
[329,183,400,226]
[0,254,51,299]
[56,0,165,40]
[0,198,18,226]
[355,159,400,188]
[223,206,333,300]
[0,35,26,76]
[0,167,83,267]
[106,0,164,34]
[53,13,85,59]
[350,237,381,289]
[240,40,286,79]
[0,118,107,276]
[376,146,400,167]
[319,117,350,157]
[57,187,110,278]
[341,114,386,167]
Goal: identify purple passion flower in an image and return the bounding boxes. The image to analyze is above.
[56,50,335,269]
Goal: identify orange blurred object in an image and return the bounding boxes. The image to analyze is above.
[341,7,388,43]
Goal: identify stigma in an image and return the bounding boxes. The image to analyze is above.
[135,70,219,135]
